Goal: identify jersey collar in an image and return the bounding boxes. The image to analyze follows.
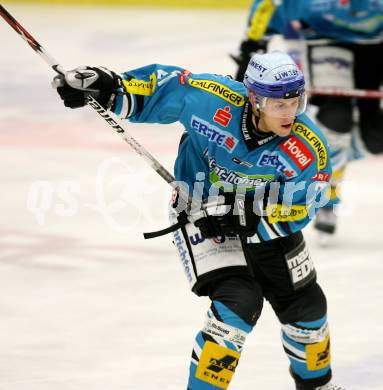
[240,102,278,150]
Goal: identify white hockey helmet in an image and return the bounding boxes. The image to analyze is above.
[243,51,307,118]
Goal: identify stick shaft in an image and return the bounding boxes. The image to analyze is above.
[0,5,64,74]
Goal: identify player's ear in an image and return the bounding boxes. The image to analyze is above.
[248,91,255,105]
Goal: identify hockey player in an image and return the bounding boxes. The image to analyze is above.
[232,0,383,238]
[53,51,346,389]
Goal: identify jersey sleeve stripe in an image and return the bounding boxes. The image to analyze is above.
[261,218,280,240]
[262,216,287,237]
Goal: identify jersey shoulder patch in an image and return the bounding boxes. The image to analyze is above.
[186,76,246,107]
[122,72,157,96]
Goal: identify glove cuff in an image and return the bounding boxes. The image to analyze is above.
[94,69,122,110]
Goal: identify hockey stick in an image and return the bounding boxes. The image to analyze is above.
[0,5,191,204]
[309,87,383,99]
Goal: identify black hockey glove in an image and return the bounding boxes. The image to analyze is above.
[193,194,260,239]
[231,39,268,81]
[52,66,121,109]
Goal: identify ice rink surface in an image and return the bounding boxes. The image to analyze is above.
[0,4,383,390]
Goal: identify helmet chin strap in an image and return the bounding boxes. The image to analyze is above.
[249,94,266,134]
[248,93,261,131]
[252,109,261,131]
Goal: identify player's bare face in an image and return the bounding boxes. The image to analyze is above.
[258,112,295,136]
[255,97,299,137]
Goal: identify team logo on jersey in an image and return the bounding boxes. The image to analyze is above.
[280,136,314,170]
[214,106,232,127]
[122,72,156,96]
[257,151,297,178]
[191,116,238,153]
[293,123,328,170]
[188,78,245,107]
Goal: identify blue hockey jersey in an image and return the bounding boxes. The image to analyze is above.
[113,64,332,242]
[246,0,383,43]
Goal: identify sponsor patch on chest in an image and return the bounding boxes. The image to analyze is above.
[213,106,232,127]
[257,151,297,178]
[279,135,314,170]
[191,115,238,153]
